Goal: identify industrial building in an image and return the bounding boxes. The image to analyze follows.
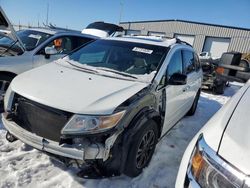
[120,20,250,58]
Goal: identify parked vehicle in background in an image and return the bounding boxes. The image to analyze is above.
[176,80,250,188]
[201,56,226,94]
[0,7,98,100]
[3,35,202,177]
[219,52,250,83]
[82,21,124,37]
[199,52,212,61]
[201,51,250,95]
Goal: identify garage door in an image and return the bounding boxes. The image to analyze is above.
[203,37,230,58]
[174,34,195,46]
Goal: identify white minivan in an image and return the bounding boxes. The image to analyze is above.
[3,35,202,177]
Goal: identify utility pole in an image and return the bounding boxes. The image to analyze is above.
[119,0,124,24]
[37,13,40,27]
[46,3,49,26]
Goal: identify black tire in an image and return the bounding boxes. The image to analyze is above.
[187,89,201,116]
[0,74,14,94]
[0,74,15,112]
[123,120,158,177]
[214,83,225,94]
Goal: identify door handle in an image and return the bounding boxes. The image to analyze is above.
[183,86,190,92]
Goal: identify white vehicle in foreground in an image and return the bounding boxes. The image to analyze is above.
[176,80,250,187]
[3,36,202,178]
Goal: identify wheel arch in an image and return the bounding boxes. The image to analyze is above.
[120,107,163,173]
[126,107,163,138]
[0,71,17,79]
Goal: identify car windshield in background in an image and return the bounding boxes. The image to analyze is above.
[68,39,168,76]
[0,30,52,52]
[17,30,52,50]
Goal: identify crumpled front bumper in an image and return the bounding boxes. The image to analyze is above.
[2,114,107,161]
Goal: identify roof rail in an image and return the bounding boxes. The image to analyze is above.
[124,32,192,46]
[175,38,192,47]
[47,24,80,32]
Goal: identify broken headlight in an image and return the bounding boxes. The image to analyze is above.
[61,111,125,135]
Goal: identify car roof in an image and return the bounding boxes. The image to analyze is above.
[23,27,99,39]
[104,35,189,48]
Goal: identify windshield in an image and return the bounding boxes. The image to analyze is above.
[68,39,168,79]
[0,29,52,52]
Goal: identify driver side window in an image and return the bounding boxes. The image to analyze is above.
[167,50,183,80]
[38,36,73,55]
[159,50,183,88]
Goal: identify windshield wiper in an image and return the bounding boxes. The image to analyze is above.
[97,67,138,79]
[65,60,98,74]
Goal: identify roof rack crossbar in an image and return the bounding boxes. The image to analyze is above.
[124,32,192,46]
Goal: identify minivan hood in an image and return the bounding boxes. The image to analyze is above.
[0,7,25,52]
[218,86,250,175]
[10,62,148,114]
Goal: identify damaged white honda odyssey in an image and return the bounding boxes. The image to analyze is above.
[3,36,202,177]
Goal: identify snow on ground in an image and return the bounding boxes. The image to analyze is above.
[0,83,242,188]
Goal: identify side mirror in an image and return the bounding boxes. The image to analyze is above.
[45,46,57,55]
[44,47,57,59]
[169,73,187,85]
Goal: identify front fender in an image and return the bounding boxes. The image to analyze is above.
[120,108,162,173]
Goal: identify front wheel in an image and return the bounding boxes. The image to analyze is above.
[0,74,15,112]
[0,74,14,96]
[124,120,158,177]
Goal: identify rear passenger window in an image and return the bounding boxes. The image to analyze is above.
[167,50,183,79]
[194,53,201,71]
[182,50,195,74]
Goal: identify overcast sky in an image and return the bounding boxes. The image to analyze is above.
[1,0,250,30]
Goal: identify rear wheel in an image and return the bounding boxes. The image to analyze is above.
[124,120,158,177]
[187,89,201,116]
[213,83,225,94]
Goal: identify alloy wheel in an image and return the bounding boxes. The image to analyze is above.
[136,130,156,169]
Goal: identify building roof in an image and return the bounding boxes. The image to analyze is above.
[120,19,250,31]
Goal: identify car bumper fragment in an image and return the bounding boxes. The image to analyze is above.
[2,114,106,160]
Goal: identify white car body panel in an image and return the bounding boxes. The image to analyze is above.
[0,51,33,74]
[175,81,250,188]
[163,84,188,134]
[159,45,203,136]
[32,53,64,68]
[9,62,148,114]
[218,86,250,175]
[82,28,109,38]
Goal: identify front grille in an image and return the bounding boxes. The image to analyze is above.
[12,95,73,142]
